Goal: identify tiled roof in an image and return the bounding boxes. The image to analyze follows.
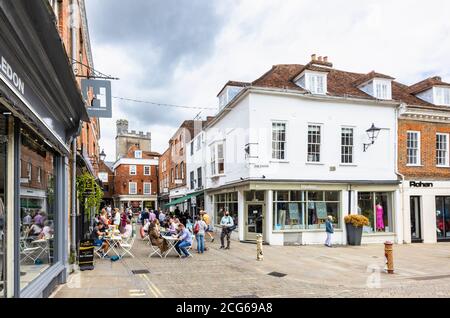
[408,76,450,95]
[353,71,395,87]
[247,64,434,107]
[217,81,251,97]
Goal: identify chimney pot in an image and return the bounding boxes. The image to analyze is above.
[311,54,317,61]
[318,56,323,62]
[324,56,328,62]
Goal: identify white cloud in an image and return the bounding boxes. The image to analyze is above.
[91,0,450,161]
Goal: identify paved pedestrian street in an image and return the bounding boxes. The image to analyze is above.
[51,237,450,298]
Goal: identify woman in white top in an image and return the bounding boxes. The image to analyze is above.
[113,208,121,226]
[122,219,133,239]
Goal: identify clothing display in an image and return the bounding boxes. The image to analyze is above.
[376,204,385,231]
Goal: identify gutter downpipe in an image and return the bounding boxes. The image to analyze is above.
[395,104,406,244]
[71,138,77,258]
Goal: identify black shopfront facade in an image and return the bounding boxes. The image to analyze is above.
[0,1,88,298]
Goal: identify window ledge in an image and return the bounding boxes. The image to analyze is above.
[406,164,423,167]
[210,174,226,178]
[436,165,450,168]
[339,164,357,167]
[270,160,290,164]
[306,162,325,166]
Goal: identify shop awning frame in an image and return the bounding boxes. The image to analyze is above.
[164,190,204,208]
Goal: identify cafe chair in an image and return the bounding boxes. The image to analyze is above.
[20,239,44,264]
[119,234,136,258]
[148,241,163,258]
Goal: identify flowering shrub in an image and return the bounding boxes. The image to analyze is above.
[344,215,370,227]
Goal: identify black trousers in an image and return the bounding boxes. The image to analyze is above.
[220,228,231,248]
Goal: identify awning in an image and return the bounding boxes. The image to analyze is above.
[164,190,204,208]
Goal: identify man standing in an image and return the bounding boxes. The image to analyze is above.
[325,215,334,247]
[220,211,234,250]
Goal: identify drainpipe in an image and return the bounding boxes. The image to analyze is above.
[347,184,352,215]
[71,138,77,257]
[394,105,406,244]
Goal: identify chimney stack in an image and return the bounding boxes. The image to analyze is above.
[318,56,323,62]
[311,54,317,61]
[323,56,328,63]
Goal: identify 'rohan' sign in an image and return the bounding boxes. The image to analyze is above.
[410,181,434,188]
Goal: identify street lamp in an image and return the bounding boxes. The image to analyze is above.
[363,123,381,152]
[99,149,106,162]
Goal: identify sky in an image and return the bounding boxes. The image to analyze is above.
[85,0,450,162]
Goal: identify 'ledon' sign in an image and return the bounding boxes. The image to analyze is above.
[1,56,25,95]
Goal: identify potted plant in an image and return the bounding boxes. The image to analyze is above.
[344,214,369,246]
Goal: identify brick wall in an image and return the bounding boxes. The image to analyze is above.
[114,164,158,196]
[399,119,450,179]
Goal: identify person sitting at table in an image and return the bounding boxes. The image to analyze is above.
[99,209,109,227]
[27,221,42,239]
[122,219,133,239]
[91,222,109,256]
[174,223,192,258]
[149,219,168,253]
[39,220,53,240]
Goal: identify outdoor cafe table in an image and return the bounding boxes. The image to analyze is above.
[162,235,181,258]
[102,235,123,258]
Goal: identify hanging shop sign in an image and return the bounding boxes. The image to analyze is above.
[81,79,112,118]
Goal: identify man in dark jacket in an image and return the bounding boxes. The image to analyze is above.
[325,215,334,247]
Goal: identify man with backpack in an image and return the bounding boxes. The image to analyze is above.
[193,216,208,253]
[220,210,235,250]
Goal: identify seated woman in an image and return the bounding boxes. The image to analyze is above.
[27,222,42,240]
[39,220,53,240]
[148,220,168,253]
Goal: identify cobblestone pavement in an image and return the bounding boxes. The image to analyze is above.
[51,235,450,298]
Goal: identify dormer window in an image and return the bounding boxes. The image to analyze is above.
[218,86,245,109]
[134,150,142,159]
[374,80,390,99]
[295,71,327,95]
[435,87,450,106]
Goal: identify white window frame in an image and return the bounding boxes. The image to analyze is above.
[134,150,142,159]
[374,81,389,99]
[436,133,450,167]
[27,162,32,182]
[37,167,41,183]
[307,72,327,95]
[341,127,354,164]
[129,165,137,175]
[210,142,225,176]
[307,124,323,163]
[407,131,421,166]
[143,182,151,195]
[129,182,137,195]
[144,166,151,176]
[434,87,450,106]
[271,121,287,161]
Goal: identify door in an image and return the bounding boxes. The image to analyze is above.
[245,204,264,241]
[436,197,450,241]
[410,196,422,242]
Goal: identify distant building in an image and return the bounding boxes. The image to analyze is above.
[115,119,151,160]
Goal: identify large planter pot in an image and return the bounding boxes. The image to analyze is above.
[346,223,363,246]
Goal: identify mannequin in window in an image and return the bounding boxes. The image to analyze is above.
[376,202,385,231]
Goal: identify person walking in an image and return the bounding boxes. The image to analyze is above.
[200,210,214,242]
[220,211,234,250]
[149,209,156,223]
[325,215,334,247]
[194,216,208,254]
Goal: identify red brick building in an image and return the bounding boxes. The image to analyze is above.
[113,146,160,212]
[158,148,171,207]
[398,76,450,244]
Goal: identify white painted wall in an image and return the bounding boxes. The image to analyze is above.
[206,90,398,186]
[186,131,206,193]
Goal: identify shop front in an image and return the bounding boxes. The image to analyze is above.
[0,1,88,297]
[206,181,400,246]
[402,180,450,243]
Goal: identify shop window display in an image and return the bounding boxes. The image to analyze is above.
[273,191,340,231]
[19,126,57,290]
[214,192,238,226]
[357,192,393,233]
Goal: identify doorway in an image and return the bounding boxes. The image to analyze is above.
[435,196,450,241]
[245,203,264,241]
[410,196,422,242]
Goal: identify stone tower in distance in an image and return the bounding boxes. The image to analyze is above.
[115,119,151,160]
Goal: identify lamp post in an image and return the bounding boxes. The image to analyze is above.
[99,149,106,162]
[363,123,381,152]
